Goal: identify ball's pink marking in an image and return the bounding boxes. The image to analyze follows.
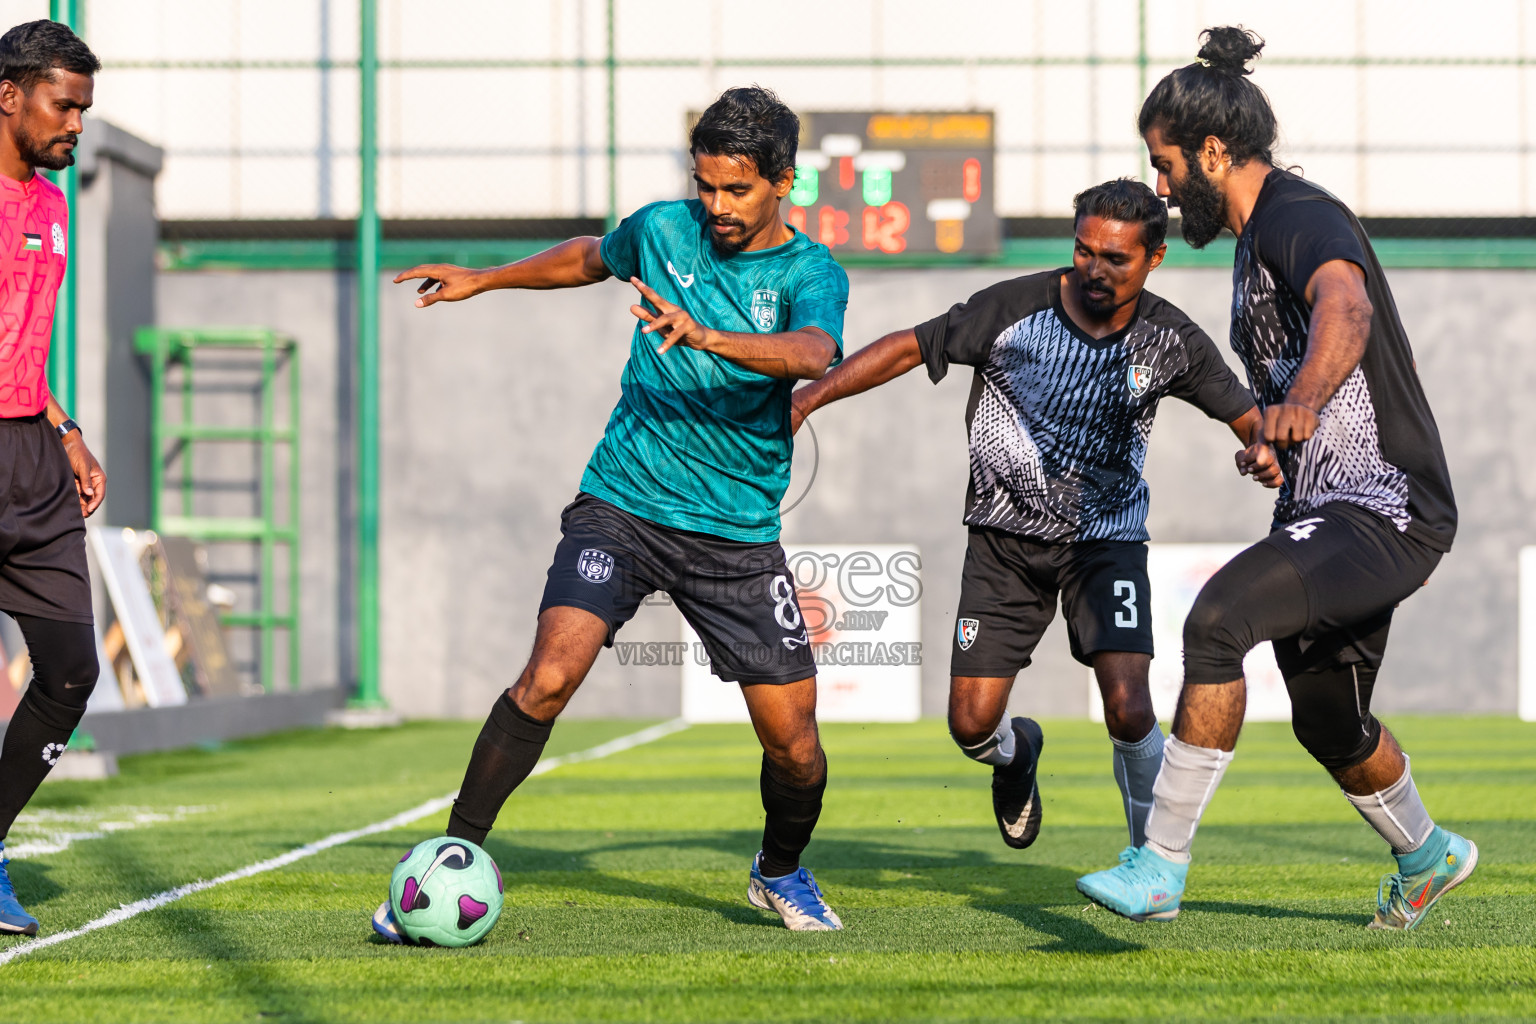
[458,894,488,924]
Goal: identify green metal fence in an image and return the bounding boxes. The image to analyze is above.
[134,327,301,694]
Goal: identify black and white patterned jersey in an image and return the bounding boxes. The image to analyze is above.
[1231,170,1456,551]
[914,269,1255,543]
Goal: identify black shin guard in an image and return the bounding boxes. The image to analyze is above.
[758,754,826,878]
[445,693,554,846]
[0,617,98,842]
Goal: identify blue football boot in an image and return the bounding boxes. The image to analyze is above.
[371,899,404,944]
[0,845,39,936]
[1076,845,1188,922]
[1368,828,1478,931]
[748,852,843,931]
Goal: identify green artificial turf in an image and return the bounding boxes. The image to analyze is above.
[0,716,1530,1022]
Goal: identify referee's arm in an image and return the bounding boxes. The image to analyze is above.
[45,393,105,517]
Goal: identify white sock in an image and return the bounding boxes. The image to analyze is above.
[1342,755,1436,855]
[1142,736,1234,864]
[1111,724,1165,847]
[953,718,1016,767]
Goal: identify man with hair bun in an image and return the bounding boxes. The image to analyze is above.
[1077,26,1474,931]
[374,86,850,935]
[793,177,1276,857]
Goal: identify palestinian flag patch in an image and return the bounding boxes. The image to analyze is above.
[22,232,41,252]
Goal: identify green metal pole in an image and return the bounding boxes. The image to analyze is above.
[1137,0,1151,187]
[354,0,384,707]
[288,341,301,691]
[48,0,79,414]
[260,333,276,693]
[605,0,617,231]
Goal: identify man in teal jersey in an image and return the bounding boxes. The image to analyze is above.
[371,87,849,939]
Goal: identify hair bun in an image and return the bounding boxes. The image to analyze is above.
[1197,26,1264,76]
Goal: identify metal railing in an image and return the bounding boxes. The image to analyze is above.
[134,327,301,694]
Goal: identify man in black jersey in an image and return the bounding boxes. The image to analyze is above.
[1078,27,1475,931]
[794,179,1277,854]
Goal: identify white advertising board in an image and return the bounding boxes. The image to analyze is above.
[1089,543,1290,724]
[88,527,188,708]
[681,544,922,724]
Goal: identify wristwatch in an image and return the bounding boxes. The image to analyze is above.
[56,418,80,439]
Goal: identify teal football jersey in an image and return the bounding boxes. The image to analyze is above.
[582,199,848,541]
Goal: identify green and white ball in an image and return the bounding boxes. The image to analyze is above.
[389,836,504,947]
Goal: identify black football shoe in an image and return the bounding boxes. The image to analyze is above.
[992,717,1044,850]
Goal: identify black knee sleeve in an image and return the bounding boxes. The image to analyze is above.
[1285,661,1382,770]
[15,615,98,709]
[1182,544,1309,685]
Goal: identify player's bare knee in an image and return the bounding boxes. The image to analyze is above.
[1101,692,1155,742]
[764,736,823,786]
[946,704,999,750]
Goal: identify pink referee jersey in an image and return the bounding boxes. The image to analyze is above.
[0,172,67,417]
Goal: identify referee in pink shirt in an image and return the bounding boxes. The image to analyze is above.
[0,19,105,938]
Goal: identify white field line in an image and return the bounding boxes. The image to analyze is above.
[0,717,689,966]
[7,806,215,859]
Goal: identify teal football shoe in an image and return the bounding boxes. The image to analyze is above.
[1076,845,1187,922]
[748,853,843,931]
[0,845,39,936]
[1368,828,1478,931]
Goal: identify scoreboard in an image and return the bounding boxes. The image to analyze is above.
[786,111,998,257]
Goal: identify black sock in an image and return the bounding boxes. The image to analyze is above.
[0,687,88,842]
[445,693,554,846]
[0,616,97,843]
[759,753,826,878]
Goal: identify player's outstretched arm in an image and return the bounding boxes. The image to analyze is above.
[1229,407,1283,488]
[393,236,611,308]
[626,278,837,381]
[1264,259,1373,448]
[789,329,923,435]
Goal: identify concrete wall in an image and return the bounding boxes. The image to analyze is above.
[153,263,1536,718]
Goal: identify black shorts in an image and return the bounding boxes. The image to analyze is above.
[0,414,91,624]
[541,492,815,686]
[1183,500,1442,684]
[951,526,1153,677]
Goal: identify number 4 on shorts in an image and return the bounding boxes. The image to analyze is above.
[1284,517,1326,542]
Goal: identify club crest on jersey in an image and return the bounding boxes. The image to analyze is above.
[1127,364,1153,396]
[751,289,779,331]
[577,548,614,584]
[50,222,64,256]
[957,618,979,651]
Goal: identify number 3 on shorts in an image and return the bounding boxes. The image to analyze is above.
[770,574,802,631]
[1112,579,1138,628]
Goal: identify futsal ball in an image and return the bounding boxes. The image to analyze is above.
[389,836,504,947]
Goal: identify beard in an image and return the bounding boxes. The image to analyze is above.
[707,216,747,256]
[1080,284,1119,318]
[16,123,76,172]
[1171,159,1227,248]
